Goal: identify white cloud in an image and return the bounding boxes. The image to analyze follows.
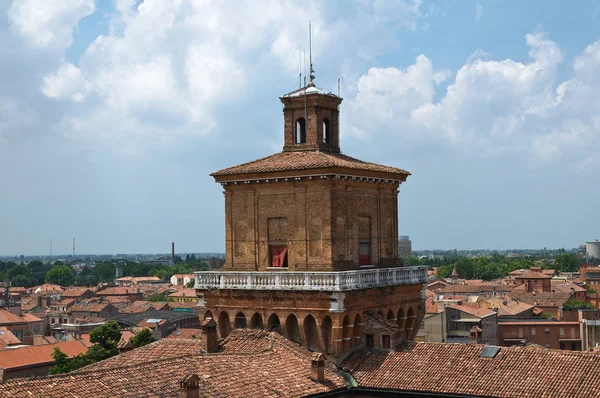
[41,63,90,102]
[475,3,483,22]
[8,0,95,48]
[346,31,600,167]
[33,0,426,154]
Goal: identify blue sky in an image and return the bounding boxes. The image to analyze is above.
[1,0,599,255]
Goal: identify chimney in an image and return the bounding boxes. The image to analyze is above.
[201,318,218,353]
[172,242,175,263]
[310,352,325,383]
[178,373,200,398]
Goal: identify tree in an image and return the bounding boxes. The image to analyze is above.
[555,253,579,273]
[11,274,35,287]
[50,347,70,374]
[131,328,155,348]
[147,293,169,302]
[45,265,75,286]
[186,280,195,288]
[7,264,30,280]
[94,262,116,282]
[89,320,122,358]
[563,300,595,309]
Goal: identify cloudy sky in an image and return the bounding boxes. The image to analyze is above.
[1,0,599,255]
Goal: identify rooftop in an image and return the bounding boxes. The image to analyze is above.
[211,150,410,179]
[343,341,600,398]
[0,309,26,325]
[1,330,346,397]
[0,340,89,371]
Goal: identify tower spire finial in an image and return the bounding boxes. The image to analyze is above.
[308,20,315,86]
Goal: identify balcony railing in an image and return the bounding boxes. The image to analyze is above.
[194,266,427,291]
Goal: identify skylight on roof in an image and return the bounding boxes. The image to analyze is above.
[480,345,501,358]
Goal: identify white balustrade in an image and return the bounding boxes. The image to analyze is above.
[194,266,427,292]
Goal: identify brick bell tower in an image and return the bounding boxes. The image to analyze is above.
[195,69,427,359]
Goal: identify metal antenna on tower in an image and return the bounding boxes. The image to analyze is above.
[50,238,52,258]
[308,20,315,86]
[299,44,302,89]
[72,238,75,260]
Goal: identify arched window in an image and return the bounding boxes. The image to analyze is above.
[296,118,306,144]
[323,118,330,144]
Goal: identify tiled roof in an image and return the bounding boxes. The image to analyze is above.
[97,287,141,296]
[551,282,586,293]
[164,328,202,340]
[448,304,496,318]
[508,291,573,307]
[484,297,534,317]
[102,295,132,304]
[61,287,92,298]
[0,340,89,370]
[168,288,197,298]
[515,270,553,279]
[343,342,600,398]
[438,283,512,294]
[20,313,42,323]
[30,283,64,294]
[118,301,170,313]
[117,330,137,349]
[211,150,410,178]
[364,311,401,331]
[168,301,200,309]
[0,309,26,325]
[138,319,167,329]
[171,274,194,279]
[0,327,21,345]
[69,302,111,313]
[1,330,347,397]
[217,329,274,354]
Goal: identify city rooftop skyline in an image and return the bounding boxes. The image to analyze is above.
[1,1,599,255]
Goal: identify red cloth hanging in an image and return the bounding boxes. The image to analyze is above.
[270,246,288,267]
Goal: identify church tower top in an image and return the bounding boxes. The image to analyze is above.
[280,85,342,153]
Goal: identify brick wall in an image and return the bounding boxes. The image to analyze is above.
[223,180,401,271]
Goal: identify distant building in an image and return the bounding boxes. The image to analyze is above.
[398,236,412,258]
[0,340,89,382]
[170,274,194,286]
[587,240,600,259]
[498,319,581,350]
[445,304,498,345]
[513,267,553,292]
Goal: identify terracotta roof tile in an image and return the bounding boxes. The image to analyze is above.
[0,330,346,397]
[483,297,534,317]
[0,309,26,325]
[343,342,600,398]
[211,150,410,178]
[20,313,42,323]
[60,288,92,298]
[448,304,496,318]
[168,288,197,298]
[69,302,112,313]
[508,291,572,307]
[0,340,89,370]
[164,328,202,340]
[97,287,141,296]
[515,270,553,279]
[0,327,21,345]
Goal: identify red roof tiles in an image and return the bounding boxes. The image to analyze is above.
[211,150,410,178]
[0,340,89,371]
[0,330,346,397]
[0,309,26,325]
[343,342,600,398]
